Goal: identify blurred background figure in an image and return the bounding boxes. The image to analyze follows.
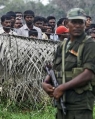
[15,12,23,19]
[85,16,92,34]
[29,29,38,39]
[17,10,42,39]
[47,16,58,41]
[33,16,48,40]
[57,17,68,27]
[86,24,95,35]
[41,17,48,33]
[6,11,16,30]
[89,28,95,40]
[0,14,17,35]
[56,25,69,41]
[47,16,56,33]
[14,17,23,33]
[45,24,53,39]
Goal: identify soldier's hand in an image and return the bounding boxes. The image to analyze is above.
[42,82,55,97]
[53,84,64,100]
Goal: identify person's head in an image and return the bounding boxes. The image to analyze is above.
[67,8,86,38]
[14,18,23,29]
[41,17,48,32]
[86,24,95,35]
[15,12,23,19]
[56,26,69,40]
[33,16,43,29]
[29,29,38,38]
[24,10,35,25]
[46,24,53,34]
[57,18,68,27]
[47,16,56,30]
[1,14,11,31]
[89,28,95,40]
[85,15,92,28]
[90,24,95,29]
[6,11,16,28]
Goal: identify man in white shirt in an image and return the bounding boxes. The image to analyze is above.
[0,14,17,35]
[17,10,42,39]
[33,16,48,40]
[14,17,23,33]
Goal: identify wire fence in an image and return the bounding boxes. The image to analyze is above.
[0,34,59,118]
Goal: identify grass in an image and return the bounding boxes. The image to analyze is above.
[0,104,56,119]
[0,109,56,119]
[0,104,95,119]
[93,106,95,119]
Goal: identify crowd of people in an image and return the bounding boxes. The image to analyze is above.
[0,9,95,41]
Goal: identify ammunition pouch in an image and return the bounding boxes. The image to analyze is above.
[72,67,92,94]
[55,67,94,94]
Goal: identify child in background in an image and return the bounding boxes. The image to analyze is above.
[29,29,38,39]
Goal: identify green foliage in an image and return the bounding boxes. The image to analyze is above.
[0,103,95,119]
[0,0,10,5]
[0,97,95,119]
[0,100,56,119]
[41,4,65,19]
[50,0,95,21]
[0,0,25,15]
[93,106,95,119]
[0,92,56,119]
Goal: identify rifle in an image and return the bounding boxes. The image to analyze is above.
[45,66,66,115]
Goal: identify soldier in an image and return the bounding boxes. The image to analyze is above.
[42,8,95,119]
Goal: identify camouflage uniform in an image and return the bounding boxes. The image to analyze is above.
[53,8,95,119]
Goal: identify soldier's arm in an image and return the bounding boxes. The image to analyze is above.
[62,68,93,90]
[53,69,94,99]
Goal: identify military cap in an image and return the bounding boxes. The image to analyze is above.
[67,8,86,20]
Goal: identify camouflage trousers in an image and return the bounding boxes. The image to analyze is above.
[56,109,93,119]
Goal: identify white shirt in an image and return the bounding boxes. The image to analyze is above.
[17,24,42,39]
[42,32,48,40]
[50,33,59,41]
[0,27,17,35]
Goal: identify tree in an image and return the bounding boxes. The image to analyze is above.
[50,0,95,21]
[0,0,10,6]
[0,0,25,15]
[0,0,65,21]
